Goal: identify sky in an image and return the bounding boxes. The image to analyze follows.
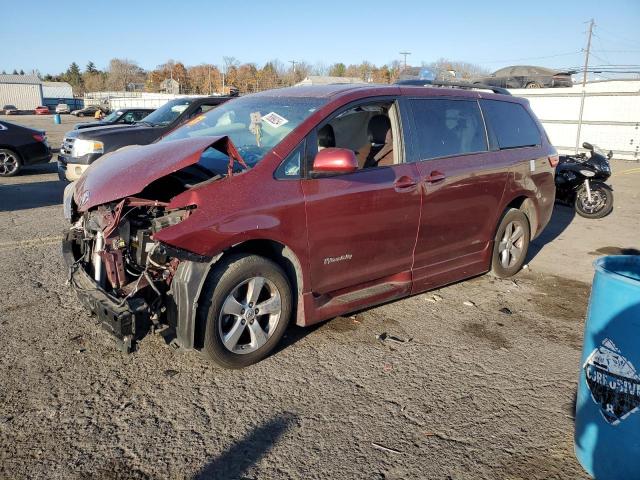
[1,0,639,76]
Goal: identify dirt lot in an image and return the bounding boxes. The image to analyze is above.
[1,115,639,479]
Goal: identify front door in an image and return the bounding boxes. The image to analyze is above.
[301,99,421,294]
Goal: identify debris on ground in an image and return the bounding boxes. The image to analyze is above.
[463,301,476,307]
[164,369,179,378]
[433,294,443,302]
[499,307,512,315]
[371,442,403,454]
[376,332,412,344]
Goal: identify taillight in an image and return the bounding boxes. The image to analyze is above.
[32,134,45,142]
[548,154,559,167]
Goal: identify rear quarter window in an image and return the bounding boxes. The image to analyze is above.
[480,100,541,149]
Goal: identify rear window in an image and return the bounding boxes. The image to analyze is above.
[409,98,488,160]
[480,100,541,149]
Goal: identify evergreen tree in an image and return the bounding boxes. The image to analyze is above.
[12,69,18,75]
[19,69,24,75]
[86,61,98,74]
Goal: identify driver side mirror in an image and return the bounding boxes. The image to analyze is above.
[311,148,358,177]
[582,142,593,151]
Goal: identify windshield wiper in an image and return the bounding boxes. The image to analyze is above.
[135,121,156,127]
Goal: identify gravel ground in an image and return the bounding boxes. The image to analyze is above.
[1,117,639,479]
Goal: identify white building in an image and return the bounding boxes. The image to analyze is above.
[0,74,43,109]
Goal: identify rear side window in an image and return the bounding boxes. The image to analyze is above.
[480,100,541,149]
[409,99,487,160]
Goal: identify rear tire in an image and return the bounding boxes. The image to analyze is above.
[199,254,292,369]
[526,82,542,88]
[491,208,531,278]
[0,148,22,177]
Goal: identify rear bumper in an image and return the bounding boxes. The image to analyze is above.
[62,230,151,352]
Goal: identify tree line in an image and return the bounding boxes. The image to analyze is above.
[8,58,489,96]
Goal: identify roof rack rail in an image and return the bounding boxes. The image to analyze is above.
[394,79,511,96]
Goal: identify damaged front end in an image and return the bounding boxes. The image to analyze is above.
[63,198,198,352]
[62,135,244,352]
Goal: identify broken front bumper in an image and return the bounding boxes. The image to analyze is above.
[62,231,151,352]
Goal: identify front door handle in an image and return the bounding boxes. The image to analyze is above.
[394,176,418,192]
[425,170,446,183]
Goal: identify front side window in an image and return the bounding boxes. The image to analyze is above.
[311,101,398,170]
[409,98,487,161]
[480,100,541,149]
[162,95,326,168]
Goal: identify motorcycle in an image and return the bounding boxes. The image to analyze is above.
[555,142,614,219]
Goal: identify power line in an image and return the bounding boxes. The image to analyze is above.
[477,50,582,65]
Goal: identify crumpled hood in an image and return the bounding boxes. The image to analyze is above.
[74,136,224,211]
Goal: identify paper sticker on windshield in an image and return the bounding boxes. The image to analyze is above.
[262,112,288,128]
[187,115,206,126]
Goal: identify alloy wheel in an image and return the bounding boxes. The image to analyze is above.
[218,276,282,354]
[0,151,19,176]
[498,220,525,269]
[578,188,607,214]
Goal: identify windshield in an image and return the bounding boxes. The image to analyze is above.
[141,99,192,126]
[103,110,122,122]
[161,95,326,168]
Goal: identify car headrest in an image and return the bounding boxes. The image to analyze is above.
[318,124,336,148]
[368,115,391,145]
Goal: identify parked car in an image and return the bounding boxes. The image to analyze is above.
[55,103,71,114]
[3,105,18,115]
[35,106,50,115]
[62,83,557,367]
[0,120,51,176]
[74,108,155,130]
[474,66,574,89]
[58,96,231,181]
[71,105,106,117]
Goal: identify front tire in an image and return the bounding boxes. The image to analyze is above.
[0,148,22,177]
[525,82,542,89]
[575,183,613,219]
[491,208,531,278]
[199,254,292,369]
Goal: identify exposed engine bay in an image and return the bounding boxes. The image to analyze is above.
[65,198,196,350]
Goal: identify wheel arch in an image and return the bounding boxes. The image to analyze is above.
[170,238,307,351]
[0,145,23,160]
[501,194,539,240]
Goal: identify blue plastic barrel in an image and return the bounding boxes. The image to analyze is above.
[53,113,61,124]
[575,255,640,479]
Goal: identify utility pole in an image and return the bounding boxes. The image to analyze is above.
[582,19,594,87]
[399,51,411,71]
[576,19,595,153]
[289,60,298,85]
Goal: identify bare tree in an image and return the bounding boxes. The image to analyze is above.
[424,58,490,81]
[106,58,146,91]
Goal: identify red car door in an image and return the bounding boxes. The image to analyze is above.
[301,100,421,295]
[407,97,508,292]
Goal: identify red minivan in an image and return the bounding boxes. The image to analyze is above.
[63,83,557,368]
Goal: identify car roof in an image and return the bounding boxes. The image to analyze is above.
[249,83,514,102]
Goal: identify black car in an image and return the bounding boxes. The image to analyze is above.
[0,121,52,176]
[474,66,574,89]
[70,105,107,117]
[58,96,232,182]
[74,108,155,130]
